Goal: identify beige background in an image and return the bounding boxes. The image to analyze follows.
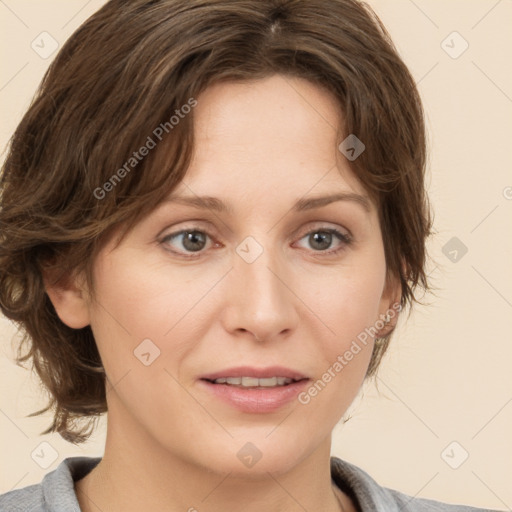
[1,0,511,509]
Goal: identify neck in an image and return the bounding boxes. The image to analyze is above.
[75,405,355,512]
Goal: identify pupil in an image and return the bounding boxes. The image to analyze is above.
[310,232,331,250]
[183,231,206,252]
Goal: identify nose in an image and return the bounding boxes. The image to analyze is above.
[220,239,299,343]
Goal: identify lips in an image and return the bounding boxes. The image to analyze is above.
[198,378,309,413]
[197,366,310,413]
[200,365,309,382]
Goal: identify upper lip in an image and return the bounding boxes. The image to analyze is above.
[200,366,309,381]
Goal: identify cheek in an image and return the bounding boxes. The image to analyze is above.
[302,251,387,351]
[87,249,225,383]
[87,252,169,375]
[294,247,386,409]
[294,263,385,423]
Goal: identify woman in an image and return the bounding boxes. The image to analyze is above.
[0,1,503,510]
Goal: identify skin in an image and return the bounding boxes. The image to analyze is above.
[45,74,400,512]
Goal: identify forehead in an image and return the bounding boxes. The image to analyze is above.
[177,74,370,206]
[193,75,341,154]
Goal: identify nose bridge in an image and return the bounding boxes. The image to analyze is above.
[224,234,298,339]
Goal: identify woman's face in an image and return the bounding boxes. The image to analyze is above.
[72,74,398,474]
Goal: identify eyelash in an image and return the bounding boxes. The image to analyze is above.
[160,225,352,260]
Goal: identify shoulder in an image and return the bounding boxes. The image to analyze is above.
[0,482,43,512]
[0,456,101,512]
[384,487,500,512]
[330,456,503,512]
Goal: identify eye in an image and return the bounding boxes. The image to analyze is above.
[295,227,352,255]
[161,227,215,258]
[160,225,352,259]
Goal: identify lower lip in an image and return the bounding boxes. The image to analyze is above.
[198,379,310,413]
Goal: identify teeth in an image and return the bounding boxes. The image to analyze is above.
[242,377,259,387]
[259,377,278,386]
[212,376,294,387]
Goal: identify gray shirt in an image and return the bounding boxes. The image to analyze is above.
[0,456,503,511]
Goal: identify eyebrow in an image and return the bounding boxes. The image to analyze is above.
[164,191,371,214]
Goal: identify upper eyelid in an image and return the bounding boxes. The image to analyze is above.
[161,221,351,240]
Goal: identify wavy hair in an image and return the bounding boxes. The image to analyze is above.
[0,0,433,443]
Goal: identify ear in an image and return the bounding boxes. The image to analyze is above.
[376,266,403,338]
[42,267,91,329]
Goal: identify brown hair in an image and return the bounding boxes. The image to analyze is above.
[0,0,432,443]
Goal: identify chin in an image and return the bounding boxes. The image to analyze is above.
[192,434,313,478]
